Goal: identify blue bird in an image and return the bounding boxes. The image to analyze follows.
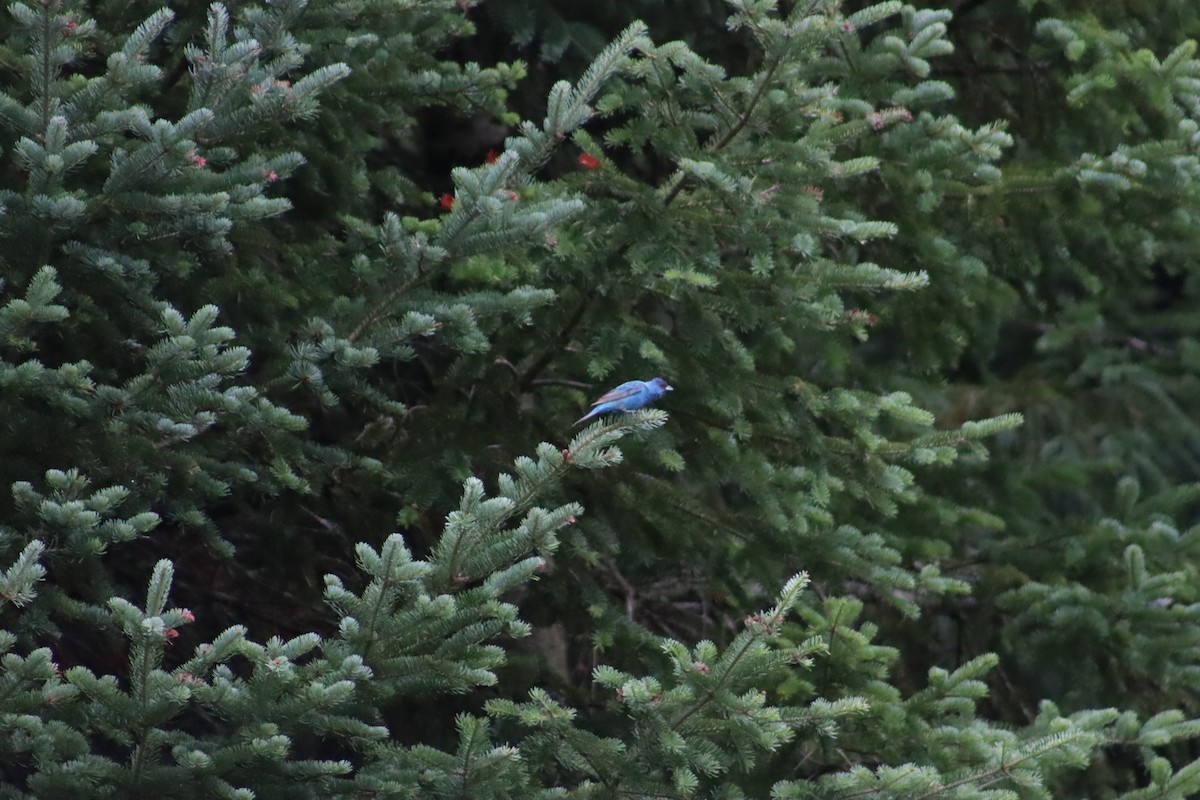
[575,377,674,425]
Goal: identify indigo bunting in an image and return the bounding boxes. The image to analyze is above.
[575,377,674,424]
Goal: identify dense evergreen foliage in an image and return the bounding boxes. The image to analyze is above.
[2,0,1200,796]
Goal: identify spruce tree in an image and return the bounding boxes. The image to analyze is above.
[2,0,1200,798]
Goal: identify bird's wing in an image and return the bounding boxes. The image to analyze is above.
[590,380,644,406]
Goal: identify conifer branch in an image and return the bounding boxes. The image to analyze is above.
[662,52,785,207]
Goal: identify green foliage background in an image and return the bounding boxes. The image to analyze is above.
[2,0,1200,797]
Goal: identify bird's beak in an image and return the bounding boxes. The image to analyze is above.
[665,384,674,391]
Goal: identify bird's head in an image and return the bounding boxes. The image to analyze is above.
[651,377,674,392]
